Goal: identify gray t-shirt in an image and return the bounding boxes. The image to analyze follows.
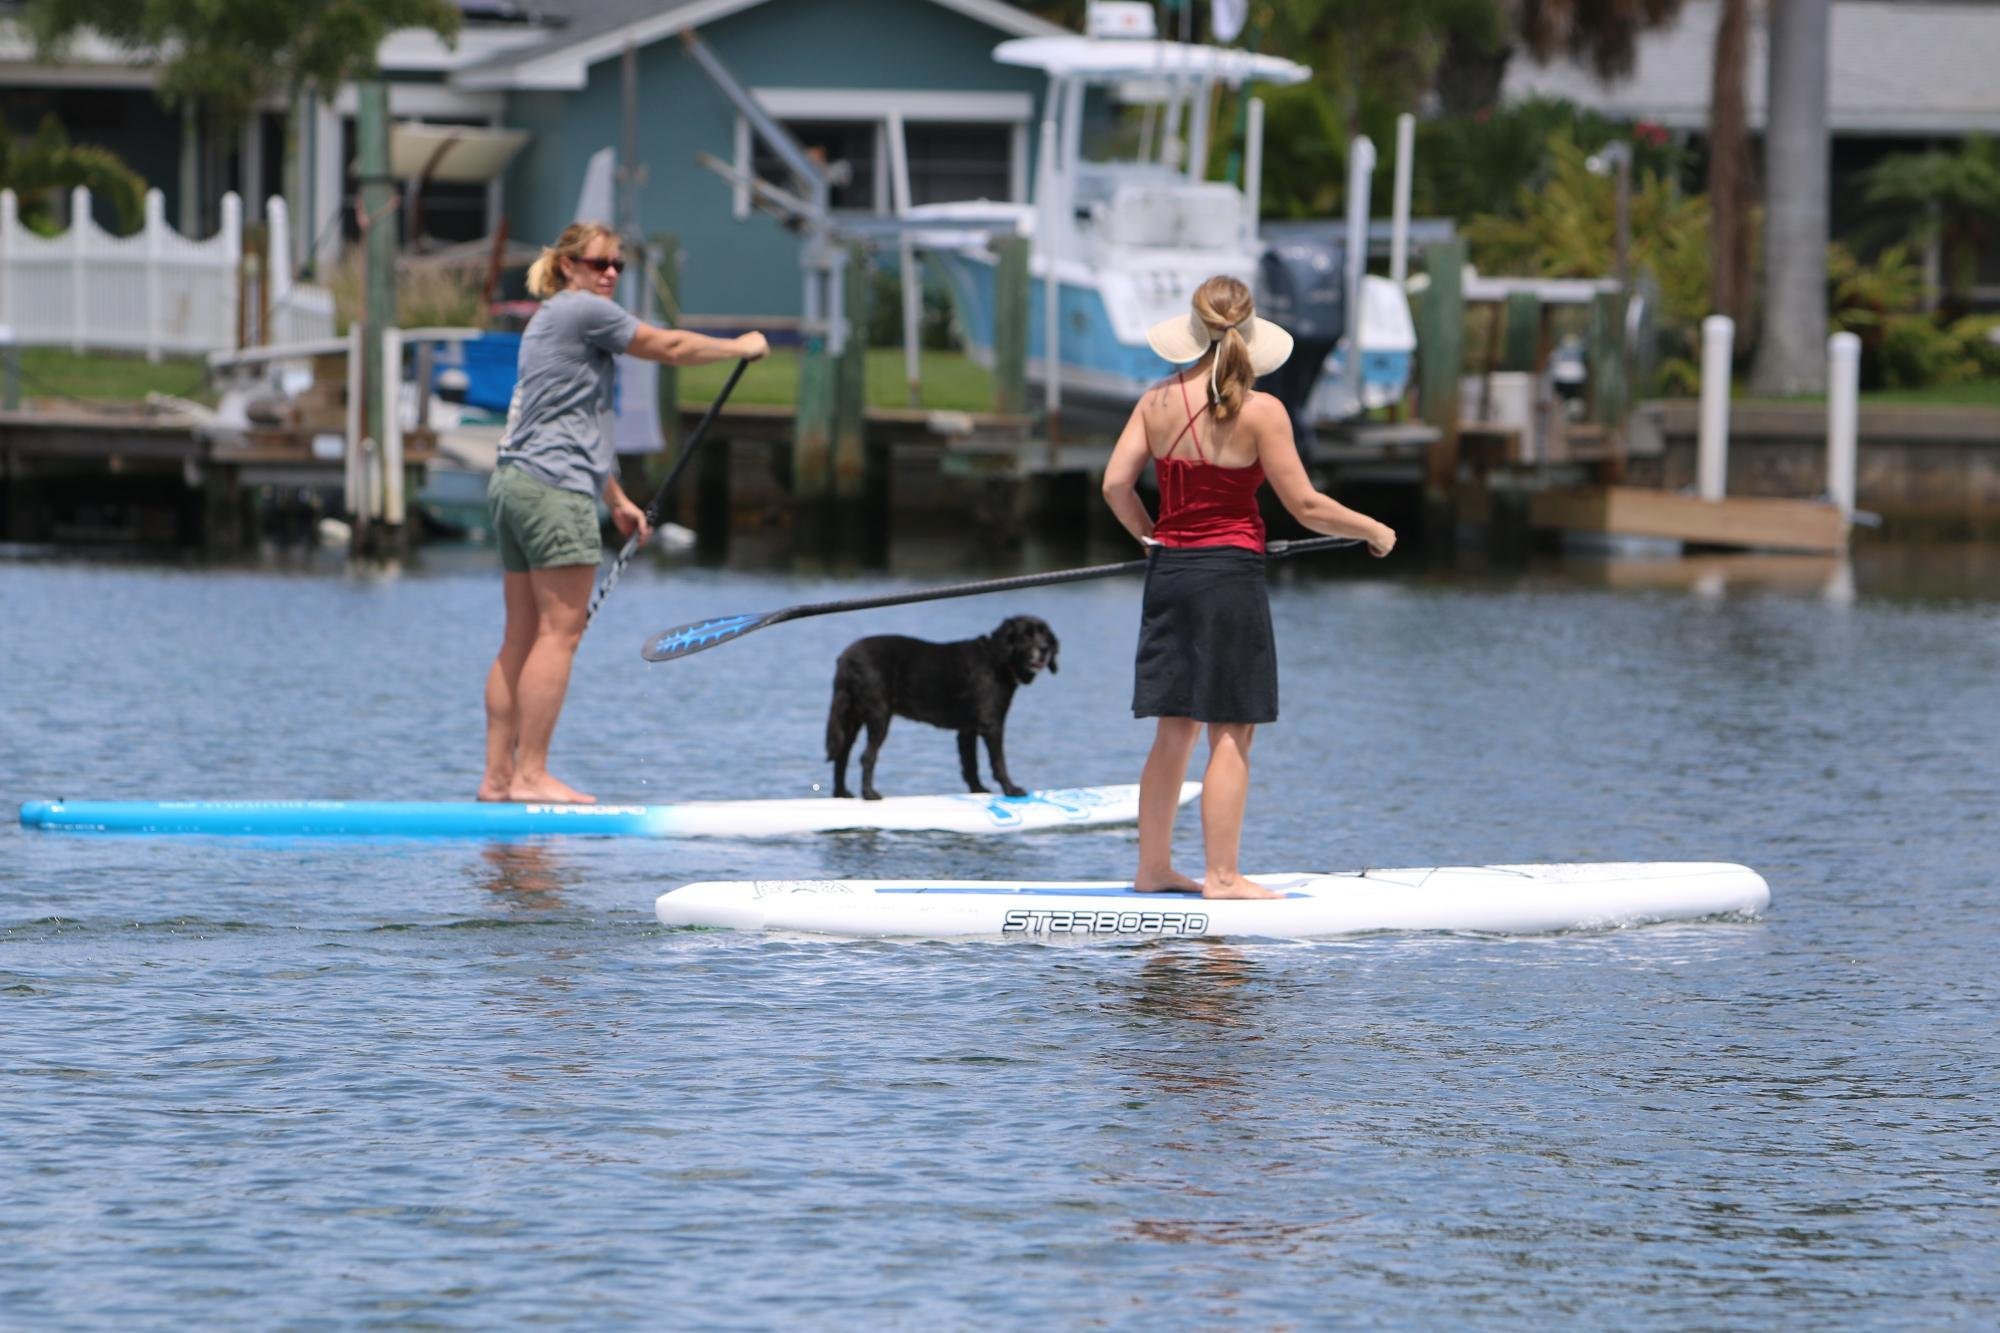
[497,290,640,498]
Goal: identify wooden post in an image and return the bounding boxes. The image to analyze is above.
[793,332,832,502]
[1500,292,1539,372]
[1588,288,1627,428]
[1417,240,1466,514]
[833,245,871,503]
[356,81,398,546]
[649,233,682,456]
[992,233,1029,417]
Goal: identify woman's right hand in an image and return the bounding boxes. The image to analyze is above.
[1367,523,1396,558]
[735,331,770,361]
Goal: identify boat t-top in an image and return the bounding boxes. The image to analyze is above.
[907,12,1417,430]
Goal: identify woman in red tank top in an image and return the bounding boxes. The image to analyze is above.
[1102,276,1396,900]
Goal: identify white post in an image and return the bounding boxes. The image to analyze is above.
[884,110,922,407]
[1827,330,1860,518]
[344,321,365,517]
[1039,111,1061,420]
[1390,112,1414,285]
[2,190,18,338]
[266,195,293,309]
[1697,314,1734,501]
[1185,78,1214,182]
[1242,97,1264,249]
[71,186,90,354]
[382,326,405,526]
[144,189,164,362]
[1342,137,1376,408]
[219,192,242,351]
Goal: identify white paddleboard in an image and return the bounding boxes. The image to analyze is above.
[655,862,1771,939]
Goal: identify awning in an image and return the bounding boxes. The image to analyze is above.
[388,122,531,184]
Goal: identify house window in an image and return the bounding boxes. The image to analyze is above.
[735,95,1029,219]
[907,123,1012,205]
[751,120,879,213]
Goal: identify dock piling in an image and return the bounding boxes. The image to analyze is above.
[1827,331,1860,518]
[1698,315,1734,500]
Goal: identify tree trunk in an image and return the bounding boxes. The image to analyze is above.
[1707,0,1753,329]
[1752,0,1831,395]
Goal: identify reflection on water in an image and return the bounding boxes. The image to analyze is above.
[1119,942,1261,1031]
[473,843,573,908]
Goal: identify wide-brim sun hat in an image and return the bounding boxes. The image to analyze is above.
[1145,307,1294,376]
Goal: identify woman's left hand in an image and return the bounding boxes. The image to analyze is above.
[613,497,652,544]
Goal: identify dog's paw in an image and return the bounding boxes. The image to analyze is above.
[862,789,883,801]
[1001,783,1028,798]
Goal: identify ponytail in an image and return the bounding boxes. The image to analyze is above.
[1191,275,1257,420]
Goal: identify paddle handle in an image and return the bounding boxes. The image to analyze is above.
[588,357,751,623]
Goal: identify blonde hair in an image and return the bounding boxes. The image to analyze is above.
[526,221,620,298]
[1192,275,1257,420]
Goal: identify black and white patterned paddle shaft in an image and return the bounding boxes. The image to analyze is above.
[587,357,751,624]
[640,535,1363,663]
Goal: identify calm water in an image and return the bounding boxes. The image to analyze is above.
[3,539,1997,1327]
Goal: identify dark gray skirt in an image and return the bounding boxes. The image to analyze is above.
[1132,545,1277,724]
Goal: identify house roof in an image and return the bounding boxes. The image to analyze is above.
[454,0,1066,91]
[1501,0,2000,136]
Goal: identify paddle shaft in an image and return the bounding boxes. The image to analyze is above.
[587,357,751,623]
[643,535,1363,662]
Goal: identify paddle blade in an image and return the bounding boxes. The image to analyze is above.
[642,610,783,662]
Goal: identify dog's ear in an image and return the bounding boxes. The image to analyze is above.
[1046,634,1059,674]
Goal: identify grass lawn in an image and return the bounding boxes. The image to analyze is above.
[1857,378,2000,407]
[1734,377,2000,409]
[13,347,215,406]
[676,347,996,414]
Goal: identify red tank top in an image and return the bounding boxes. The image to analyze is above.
[1151,375,1266,553]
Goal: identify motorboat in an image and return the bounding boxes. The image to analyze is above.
[906,20,1417,435]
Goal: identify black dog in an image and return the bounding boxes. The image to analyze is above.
[826,615,1060,800]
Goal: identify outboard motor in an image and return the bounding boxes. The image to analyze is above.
[1256,234,1347,450]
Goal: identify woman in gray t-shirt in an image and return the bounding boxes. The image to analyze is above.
[480,221,766,804]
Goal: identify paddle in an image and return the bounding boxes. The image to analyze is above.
[641,534,1365,663]
[587,357,751,624]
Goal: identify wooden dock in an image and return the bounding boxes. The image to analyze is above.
[1528,484,1850,554]
[0,403,435,550]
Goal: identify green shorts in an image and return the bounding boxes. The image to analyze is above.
[489,464,602,573]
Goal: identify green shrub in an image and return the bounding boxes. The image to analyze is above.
[1948,314,2000,378]
[1878,314,1978,390]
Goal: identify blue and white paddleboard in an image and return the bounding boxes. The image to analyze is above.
[656,862,1771,940]
[17,783,1192,839]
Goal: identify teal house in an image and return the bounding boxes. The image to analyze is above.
[2,0,1061,316]
[460,0,1062,318]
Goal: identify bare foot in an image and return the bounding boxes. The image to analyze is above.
[1202,872,1283,901]
[476,776,512,802]
[507,774,597,804]
[1135,870,1203,893]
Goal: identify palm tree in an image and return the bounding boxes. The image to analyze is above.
[1707,0,1753,327]
[1751,0,1831,396]
[0,114,147,233]
[1514,0,1687,79]
[1862,135,2000,316]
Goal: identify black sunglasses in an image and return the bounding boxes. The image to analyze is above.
[576,256,625,273]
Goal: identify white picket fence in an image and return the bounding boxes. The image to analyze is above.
[0,186,336,360]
